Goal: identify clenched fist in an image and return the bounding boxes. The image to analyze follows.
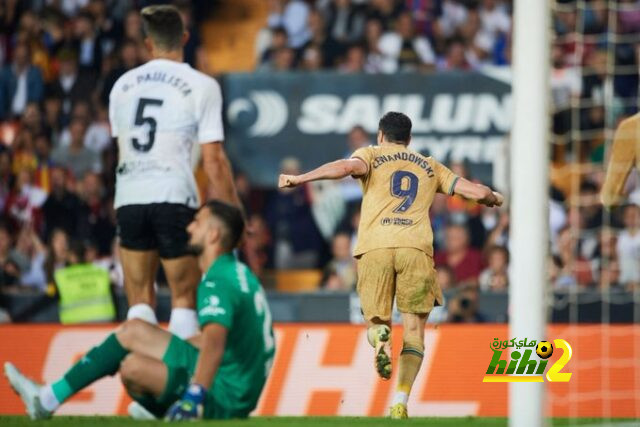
[278,174,300,189]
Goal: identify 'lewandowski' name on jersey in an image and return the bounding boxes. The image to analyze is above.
[109,59,224,209]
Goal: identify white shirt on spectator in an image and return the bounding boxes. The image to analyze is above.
[109,59,224,209]
[438,0,468,38]
[49,0,89,17]
[268,0,311,49]
[11,70,27,116]
[551,67,582,110]
[617,229,640,284]
[377,33,435,73]
[477,3,511,52]
[480,3,511,34]
[84,121,112,154]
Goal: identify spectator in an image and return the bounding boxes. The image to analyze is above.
[274,46,296,72]
[437,38,470,71]
[0,150,12,213]
[577,180,603,230]
[94,237,124,288]
[404,0,440,37]
[267,0,311,49]
[436,0,469,41]
[41,166,87,240]
[43,94,63,146]
[436,265,454,291]
[476,0,511,64]
[323,0,366,44]
[0,41,44,120]
[123,9,144,42]
[264,157,327,269]
[551,45,581,137]
[591,227,619,288]
[86,0,118,55]
[322,232,356,291]
[617,204,640,290]
[485,210,509,249]
[458,8,485,69]
[478,245,509,291]
[241,214,273,278]
[302,9,344,68]
[43,227,72,287]
[340,125,369,206]
[300,45,323,71]
[446,286,485,322]
[435,224,485,286]
[259,27,289,66]
[366,0,403,31]
[48,49,95,122]
[72,11,103,77]
[175,0,204,69]
[100,39,139,106]
[363,18,385,72]
[78,172,114,255]
[51,118,101,180]
[83,104,111,154]
[378,12,436,73]
[14,224,47,290]
[0,224,20,289]
[20,102,45,136]
[339,44,366,73]
[4,169,46,229]
[33,133,53,193]
[552,226,593,289]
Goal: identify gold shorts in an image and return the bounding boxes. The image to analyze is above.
[356,247,442,322]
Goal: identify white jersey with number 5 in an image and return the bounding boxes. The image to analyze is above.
[109,58,224,209]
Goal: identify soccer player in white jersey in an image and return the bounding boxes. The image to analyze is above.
[108,5,240,340]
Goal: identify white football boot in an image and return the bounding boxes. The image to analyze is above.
[4,362,52,420]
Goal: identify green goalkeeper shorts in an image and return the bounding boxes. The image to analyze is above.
[130,335,228,419]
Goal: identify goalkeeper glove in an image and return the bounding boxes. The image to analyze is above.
[165,383,206,421]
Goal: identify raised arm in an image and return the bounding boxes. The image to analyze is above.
[278,158,368,188]
[453,177,504,207]
[601,116,637,208]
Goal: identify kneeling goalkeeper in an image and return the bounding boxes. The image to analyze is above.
[5,200,275,421]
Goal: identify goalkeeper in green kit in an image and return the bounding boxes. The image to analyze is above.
[5,200,275,421]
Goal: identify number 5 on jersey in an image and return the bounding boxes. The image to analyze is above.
[132,98,163,152]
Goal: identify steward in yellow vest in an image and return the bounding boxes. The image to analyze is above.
[54,264,115,324]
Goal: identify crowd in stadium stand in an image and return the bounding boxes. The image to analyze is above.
[0,0,638,324]
[256,0,511,73]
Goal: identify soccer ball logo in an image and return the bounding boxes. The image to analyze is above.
[536,341,553,359]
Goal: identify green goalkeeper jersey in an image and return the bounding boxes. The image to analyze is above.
[197,253,275,416]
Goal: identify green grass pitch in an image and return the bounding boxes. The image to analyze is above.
[1,417,639,426]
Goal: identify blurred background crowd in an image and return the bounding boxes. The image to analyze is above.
[0,0,638,324]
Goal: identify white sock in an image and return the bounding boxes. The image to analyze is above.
[392,391,409,406]
[168,308,198,339]
[39,385,60,412]
[127,304,158,324]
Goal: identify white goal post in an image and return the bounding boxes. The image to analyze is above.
[509,1,551,427]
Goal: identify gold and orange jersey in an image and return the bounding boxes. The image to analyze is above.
[351,144,458,257]
[601,113,640,207]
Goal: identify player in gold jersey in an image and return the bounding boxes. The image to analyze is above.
[279,112,503,419]
[601,113,640,207]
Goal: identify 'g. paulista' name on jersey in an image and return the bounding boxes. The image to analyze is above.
[109,59,224,209]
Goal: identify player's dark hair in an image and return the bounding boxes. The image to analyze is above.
[140,5,184,52]
[203,200,245,251]
[378,111,412,145]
